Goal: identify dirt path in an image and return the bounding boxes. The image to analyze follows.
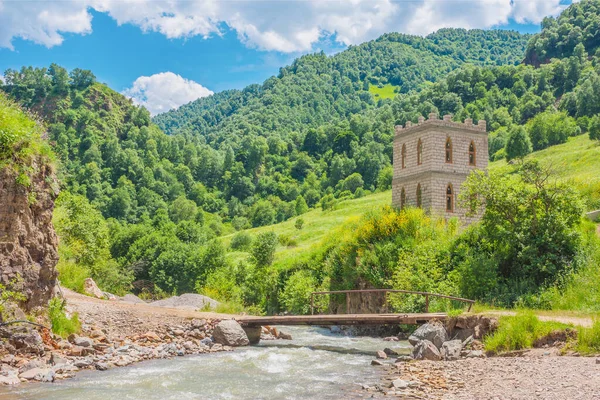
[482,310,594,328]
[63,289,236,339]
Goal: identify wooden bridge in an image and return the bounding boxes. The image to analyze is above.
[236,290,474,327]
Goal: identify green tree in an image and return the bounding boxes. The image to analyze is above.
[169,196,198,223]
[459,161,584,304]
[69,68,96,90]
[294,195,309,215]
[589,114,600,141]
[505,126,532,161]
[342,172,364,193]
[251,232,278,269]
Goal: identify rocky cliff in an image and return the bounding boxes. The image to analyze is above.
[0,161,59,311]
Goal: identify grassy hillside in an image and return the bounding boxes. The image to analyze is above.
[226,133,600,268]
[491,134,600,209]
[223,190,391,266]
[368,84,400,100]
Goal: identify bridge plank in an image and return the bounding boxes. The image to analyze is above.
[236,313,447,327]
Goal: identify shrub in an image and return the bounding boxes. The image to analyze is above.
[232,216,249,231]
[48,297,81,338]
[320,194,337,211]
[280,270,317,314]
[0,279,26,320]
[295,217,304,230]
[278,234,298,247]
[230,231,253,251]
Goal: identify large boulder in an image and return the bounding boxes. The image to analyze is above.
[84,278,104,299]
[412,340,441,361]
[2,327,44,355]
[409,321,448,349]
[440,339,462,361]
[212,320,249,346]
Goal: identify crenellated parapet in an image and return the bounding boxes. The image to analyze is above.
[395,113,486,136]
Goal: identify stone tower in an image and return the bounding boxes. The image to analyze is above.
[392,113,488,224]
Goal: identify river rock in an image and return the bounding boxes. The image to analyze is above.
[19,367,55,382]
[212,320,249,346]
[376,350,388,359]
[391,379,410,389]
[330,326,342,334]
[441,340,463,361]
[278,331,292,340]
[384,348,399,356]
[243,326,262,345]
[465,350,485,358]
[84,278,104,299]
[371,359,384,366]
[412,340,442,361]
[73,336,93,348]
[409,321,448,349]
[50,352,68,366]
[94,362,109,371]
[18,359,44,373]
[0,374,20,385]
[7,329,44,355]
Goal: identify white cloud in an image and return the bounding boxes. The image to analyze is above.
[0,0,569,52]
[122,72,213,116]
[0,0,92,49]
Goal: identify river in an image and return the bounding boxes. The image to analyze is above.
[0,326,410,400]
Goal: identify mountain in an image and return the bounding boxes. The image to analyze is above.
[154,29,529,142]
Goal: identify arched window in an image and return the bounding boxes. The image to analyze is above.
[416,183,422,208]
[400,187,406,208]
[417,139,423,165]
[445,137,452,163]
[401,144,406,169]
[469,141,476,166]
[446,184,454,212]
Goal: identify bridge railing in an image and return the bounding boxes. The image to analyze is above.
[310,289,475,315]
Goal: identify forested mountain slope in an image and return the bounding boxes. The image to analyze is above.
[155,29,528,142]
[525,0,600,65]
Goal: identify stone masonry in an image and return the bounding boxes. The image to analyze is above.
[392,113,489,224]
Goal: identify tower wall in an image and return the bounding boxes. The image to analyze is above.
[392,114,489,224]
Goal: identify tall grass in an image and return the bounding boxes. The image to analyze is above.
[576,320,600,354]
[48,297,80,338]
[542,220,600,312]
[484,312,572,354]
[57,259,90,293]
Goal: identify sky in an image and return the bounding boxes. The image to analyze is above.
[0,0,575,115]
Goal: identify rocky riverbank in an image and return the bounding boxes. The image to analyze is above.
[0,290,291,386]
[361,317,600,399]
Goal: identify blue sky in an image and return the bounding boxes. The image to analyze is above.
[0,0,573,115]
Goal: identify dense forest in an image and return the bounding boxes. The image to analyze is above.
[2,0,600,313]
